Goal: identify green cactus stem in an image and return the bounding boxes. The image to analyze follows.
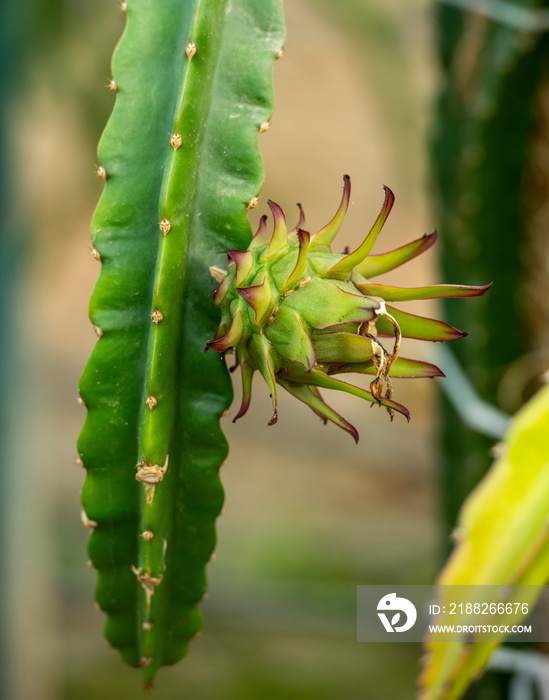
[78,0,284,684]
[207,176,491,440]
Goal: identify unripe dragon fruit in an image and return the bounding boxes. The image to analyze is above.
[207,176,490,441]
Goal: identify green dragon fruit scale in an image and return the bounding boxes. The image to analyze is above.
[206,176,490,442]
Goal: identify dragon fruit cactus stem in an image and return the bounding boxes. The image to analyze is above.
[207,175,491,441]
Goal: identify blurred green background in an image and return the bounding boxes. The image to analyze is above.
[3,0,547,698]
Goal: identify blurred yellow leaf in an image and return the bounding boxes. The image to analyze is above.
[419,384,549,700]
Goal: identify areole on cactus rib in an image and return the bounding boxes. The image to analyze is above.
[207,176,491,441]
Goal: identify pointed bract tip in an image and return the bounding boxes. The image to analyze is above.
[311,174,351,247]
[267,199,287,232]
[380,396,411,422]
[205,339,220,351]
[233,403,250,422]
[267,199,285,218]
[382,184,396,203]
[296,227,311,241]
[268,410,278,426]
[266,200,288,257]
[249,215,270,249]
[206,310,244,352]
[228,249,254,286]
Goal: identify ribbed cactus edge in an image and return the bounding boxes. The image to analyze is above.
[77,0,284,682]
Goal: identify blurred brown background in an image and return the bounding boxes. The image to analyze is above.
[5,0,451,698]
